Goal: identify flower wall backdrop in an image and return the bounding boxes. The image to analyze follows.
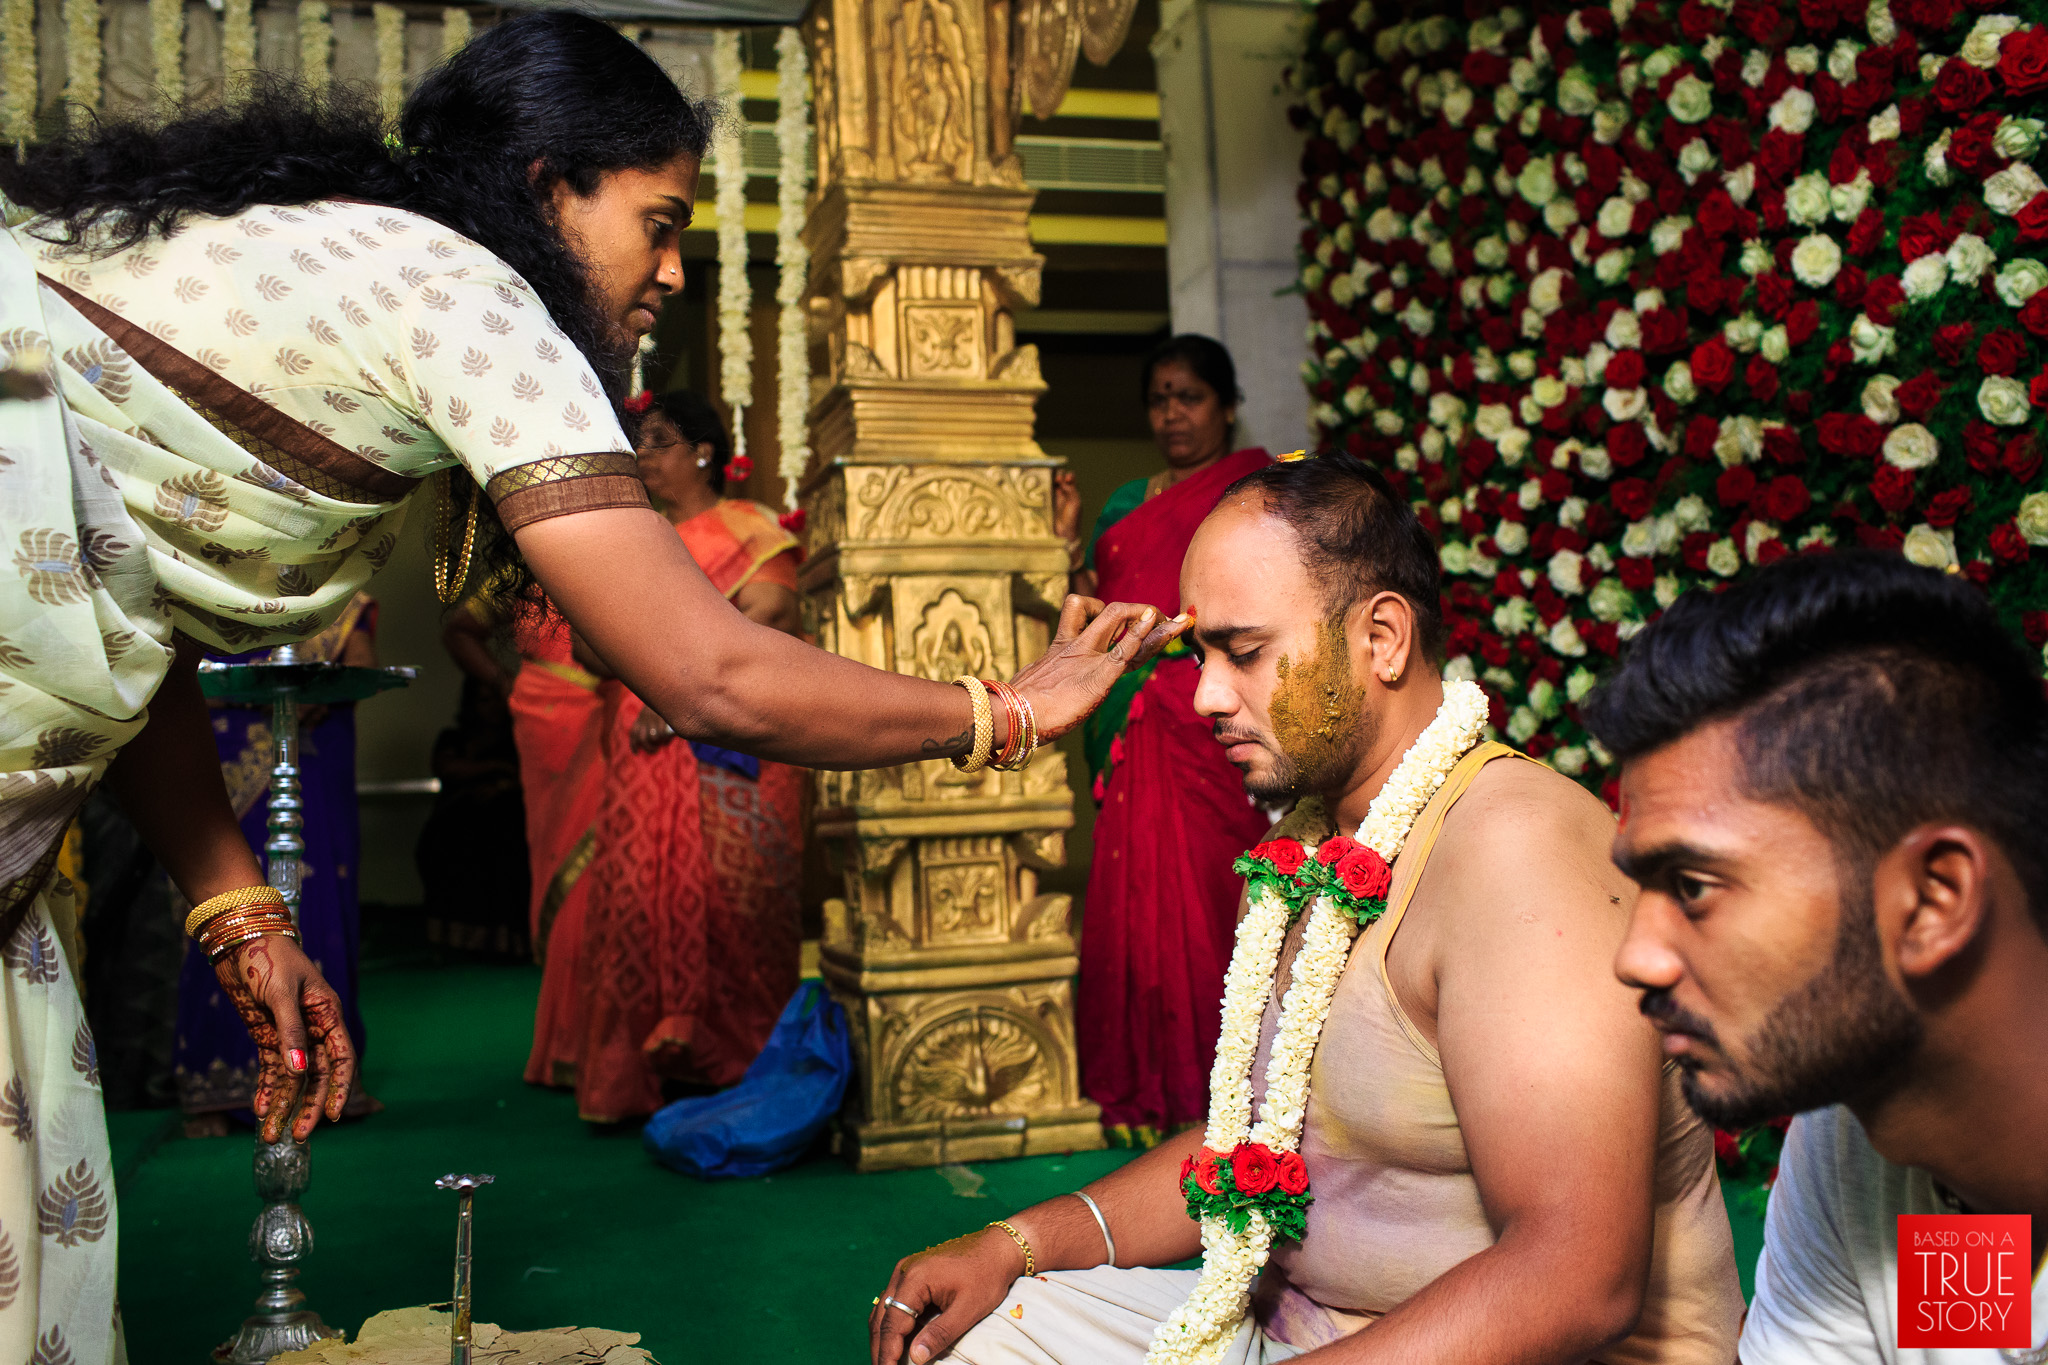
[1289,0,2048,805]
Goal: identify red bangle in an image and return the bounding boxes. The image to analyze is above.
[984,679,1022,769]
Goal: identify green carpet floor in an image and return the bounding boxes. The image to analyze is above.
[113,963,1766,1364]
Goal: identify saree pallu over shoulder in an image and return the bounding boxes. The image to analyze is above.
[678,500,801,599]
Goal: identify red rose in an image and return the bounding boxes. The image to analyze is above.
[1847,208,1886,257]
[1717,466,1758,508]
[1685,415,1723,461]
[1934,322,1978,365]
[2032,365,2048,408]
[2023,294,2048,339]
[1640,307,1688,354]
[1275,1151,1310,1197]
[1785,300,1821,344]
[1758,129,1805,184]
[1863,274,1906,325]
[1979,329,2030,377]
[1965,421,2005,471]
[1605,350,1647,388]
[1998,25,2048,95]
[2023,609,2048,644]
[1897,211,1949,261]
[1756,272,1794,319]
[2018,195,2048,242]
[1179,1154,1196,1184]
[1691,337,1737,392]
[1609,422,1648,468]
[1618,555,1657,589]
[1760,474,1813,522]
[1335,847,1393,902]
[1992,522,2031,564]
[1834,266,1868,308]
[1250,839,1308,875]
[1872,465,1917,513]
[1925,486,1972,528]
[1948,114,2006,179]
[1746,356,1781,403]
[1194,1151,1224,1195]
[1611,477,1655,519]
[1765,425,1807,464]
[1681,531,1716,571]
[1895,372,1945,419]
[1818,412,1884,457]
[2006,435,2044,482]
[1797,0,1837,32]
[1314,835,1361,867]
[1933,57,1993,111]
[1231,1143,1279,1196]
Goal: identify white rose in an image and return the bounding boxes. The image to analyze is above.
[1715,415,1763,467]
[1498,427,1532,465]
[1849,315,1897,364]
[1797,524,1837,551]
[1980,374,2032,425]
[1663,360,1698,404]
[1831,176,1872,221]
[1868,104,1901,144]
[1532,375,1570,409]
[1544,199,1581,235]
[1724,314,1764,353]
[1474,403,1514,439]
[1667,74,1713,124]
[1553,745,1590,776]
[1744,520,1781,564]
[1508,350,1538,380]
[1548,617,1589,657]
[1494,84,1522,124]
[1829,39,1864,84]
[1786,45,1820,75]
[1605,310,1641,350]
[1557,66,1599,116]
[1518,156,1559,207]
[1725,162,1758,205]
[1399,298,1436,336]
[1761,325,1791,364]
[1791,233,1844,287]
[1948,234,1996,286]
[1673,494,1712,532]
[1985,164,2048,216]
[1507,705,1541,744]
[1621,519,1657,558]
[1559,495,1588,530]
[1902,254,1949,302]
[1961,14,2020,67]
[1603,386,1648,422]
[1866,0,1896,42]
[1494,596,1535,634]
[1705,538,1741,578]
[1473,235,1509,269]
[1882,423,1939,469]
[1643,47,1680,83]
[1529,267,1567,314]
[1590,579,1635,624]
[1581,445,1615,480]
[1373,409,1404,435]
[1740,239,1775,277]
[1442,83,1476,127]
[1786,173,1833,226]
[1862,374,1902,424]
[2017,491,2048,545]
[1528,677,1560,719]
[1649,216,1691,255]
[1593,102,1631,144]
[1595,249,1633,284]
[1495,520,1530,556]
[1549,549,1586,595]
[1996,258,2048,305]
[1678,138,1718,182]
[1902,524,1958,571]
[1655,575,1682,609]
[1769,87,1816,134]
[1596,197,1635,238]
[1994,117,2043,162]
[1926,131,1954,187]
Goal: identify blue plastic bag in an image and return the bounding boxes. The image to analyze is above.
[641,981,851,1179]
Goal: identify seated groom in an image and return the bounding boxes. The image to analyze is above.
[1584,552,2048,1365]
[869,454,1741,1365]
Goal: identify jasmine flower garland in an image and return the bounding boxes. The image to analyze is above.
[1144,680,1490,1365]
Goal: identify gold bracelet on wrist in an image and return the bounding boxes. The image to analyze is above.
[986,1219,1034,1277]
[950,676,995,774]
[198,907,300,963]
[185,885,289,940]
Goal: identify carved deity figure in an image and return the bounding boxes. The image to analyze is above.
[888,0,974,181]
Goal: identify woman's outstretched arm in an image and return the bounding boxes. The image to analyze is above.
[516,506,1177,769]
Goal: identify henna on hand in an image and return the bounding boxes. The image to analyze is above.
[215,936,358,1143]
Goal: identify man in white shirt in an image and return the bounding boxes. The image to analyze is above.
[1581,552,2048,1364]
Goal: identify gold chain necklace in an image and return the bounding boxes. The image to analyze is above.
[431,468,478,605]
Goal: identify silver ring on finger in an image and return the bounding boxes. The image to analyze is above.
[883,1296,919,1318]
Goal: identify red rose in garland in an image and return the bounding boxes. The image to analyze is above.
[1231,1144,1280,1196]
[1250,839,1307,876]
[1333,847,1393,903]
[1275,1151,1310,1196]
[1194,1151,1223,1196]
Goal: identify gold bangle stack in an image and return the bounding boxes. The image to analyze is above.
[185,885,300,963]
[950,676,995,773]
[185,885,289,939]
[986,1219,1035,1277]
[983,679,1039,771]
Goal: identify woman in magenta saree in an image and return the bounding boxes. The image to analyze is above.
[1067,336,1272,1144]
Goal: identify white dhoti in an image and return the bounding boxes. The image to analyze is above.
[940,1269,1302,1365]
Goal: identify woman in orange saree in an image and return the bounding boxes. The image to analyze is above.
[540,391,807,1120]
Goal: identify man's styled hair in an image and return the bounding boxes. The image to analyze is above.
[1584,552,2048,931]
[1223,453,1446,662]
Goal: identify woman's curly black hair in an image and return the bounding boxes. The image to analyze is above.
[0,9,715,606]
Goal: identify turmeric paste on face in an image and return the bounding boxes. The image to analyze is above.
[1268,615,1367,791]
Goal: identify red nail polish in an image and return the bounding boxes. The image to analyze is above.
[289,1049,307,1071]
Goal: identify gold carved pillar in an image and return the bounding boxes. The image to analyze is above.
[799,0,1134,1171]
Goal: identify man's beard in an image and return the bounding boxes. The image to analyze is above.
[1642,879,1923,1130]
[1222,708,1378,805]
